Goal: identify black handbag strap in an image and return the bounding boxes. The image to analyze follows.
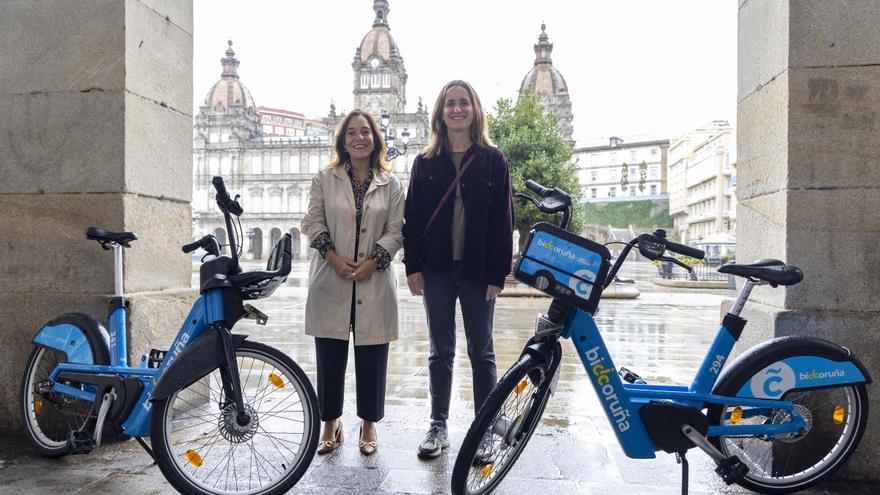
[424,154,476,234]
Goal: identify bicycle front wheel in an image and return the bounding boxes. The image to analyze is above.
[451,351,557,495]
[151,340,319,495]
[709,382,868,494]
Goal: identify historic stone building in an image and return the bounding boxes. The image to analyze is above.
[192,0,428,261]
[518,24,574,142]
[573,136,669,203]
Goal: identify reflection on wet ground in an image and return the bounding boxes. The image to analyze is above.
[0,261,873,494]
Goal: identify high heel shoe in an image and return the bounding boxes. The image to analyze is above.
[359,424,378,456]
[316,420,344,455]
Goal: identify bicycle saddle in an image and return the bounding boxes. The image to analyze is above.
[718,258,803,286]
[85,227,139,247]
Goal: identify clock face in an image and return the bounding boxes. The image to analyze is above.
[370,58,380,69]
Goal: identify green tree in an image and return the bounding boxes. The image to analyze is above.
[638,160,648,192]
[488,96,581,251]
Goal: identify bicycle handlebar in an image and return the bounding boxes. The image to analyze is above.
[525,179,552,197]
[666,240,705,260]
[212,176,243,216]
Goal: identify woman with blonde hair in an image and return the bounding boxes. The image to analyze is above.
[402,80,514,458]
[301,109,404,456]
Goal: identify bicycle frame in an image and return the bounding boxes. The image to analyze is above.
[40,288,228,437]
[560,296,868,460]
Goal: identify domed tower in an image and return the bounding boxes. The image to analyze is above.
[353,0,407,117]
[195,40,260,143]
[518,24,574,142]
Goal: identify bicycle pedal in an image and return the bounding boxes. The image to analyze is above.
[714,455,749,485]
[67,430,95,454]
[618,367,647,384]
[148,349,166,368]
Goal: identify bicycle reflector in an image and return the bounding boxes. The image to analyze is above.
[834,406,845,424]
[185,449,203,468]
[34,399,43,414]
[268,373,284,389]
[515,380,528,394]
[730,406,743,424]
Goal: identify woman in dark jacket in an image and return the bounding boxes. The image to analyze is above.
[402,80,514,459]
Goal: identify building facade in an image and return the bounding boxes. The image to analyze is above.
[573,137,669,203]
[192,1,429,261]
[667,121,736,248]
[518,24,574,142]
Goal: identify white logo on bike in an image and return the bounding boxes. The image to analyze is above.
[569,269,596,297]
[750,361,795,399]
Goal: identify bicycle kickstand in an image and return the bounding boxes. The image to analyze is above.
[676,451,689,495]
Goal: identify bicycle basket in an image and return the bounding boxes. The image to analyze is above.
[514,222,611,314]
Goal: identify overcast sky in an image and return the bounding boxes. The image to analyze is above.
[194,0,737,146]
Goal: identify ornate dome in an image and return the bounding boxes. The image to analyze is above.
[356,0,400,62]
[518,24,574,141]
[518,24,570,105]
[203,40,257,115]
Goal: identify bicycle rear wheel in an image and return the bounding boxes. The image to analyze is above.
[151,340,319,495]
[709,382,868,494]
[451,350,558,495]
[20,346,98,457]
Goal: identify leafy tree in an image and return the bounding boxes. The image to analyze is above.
[488,96,581,251]
[638,161,648,192]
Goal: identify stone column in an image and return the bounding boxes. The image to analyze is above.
[738,0,880,479]
[0,0,194,429]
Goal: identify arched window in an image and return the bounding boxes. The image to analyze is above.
[251,156,262,174]
[382,73,390,88]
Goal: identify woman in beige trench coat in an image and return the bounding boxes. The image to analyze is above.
[301,109,404,456]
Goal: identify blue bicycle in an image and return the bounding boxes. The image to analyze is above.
[19,177,319,495]
[451,180,871,495]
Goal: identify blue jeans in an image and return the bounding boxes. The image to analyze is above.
[422,263,497,423]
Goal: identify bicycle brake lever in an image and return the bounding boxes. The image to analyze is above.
[658,255,693,272]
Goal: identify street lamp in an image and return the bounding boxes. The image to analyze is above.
[379,110,409,161]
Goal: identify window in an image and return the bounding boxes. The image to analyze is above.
[629,186,636,196]
[209,157,219,175]
[250,189,263,213]
[270,155,281,174]
[610,169,617,181]
[289,155,300,174]
[250,156,262,174]
[288,190,299,212]
[220,131,230,143]
[650,184,657,195]
[651,148,658,157]
[371,73,380,88]
[360,73,369,89]
[629,166,636,176]
[610,152,617,164]
[590,170,598,182]
[630,150,637,161]
[220,156,231,175]
[209,132,219,143]
[590,188,597,199]
[383,73,390,88]
[649,166,658,179]
[609,187,616,197]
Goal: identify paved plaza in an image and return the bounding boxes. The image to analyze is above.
[0,261,875,494]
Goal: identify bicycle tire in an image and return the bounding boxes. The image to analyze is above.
[708,369,869,493]
[20,345,104,457]
[451,351,557,495]
[151,340,319,495]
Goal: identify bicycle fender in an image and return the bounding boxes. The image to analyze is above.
[150,332,248,402]
[713,335,872,400]
[32,313,110,365]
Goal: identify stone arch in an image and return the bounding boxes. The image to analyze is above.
[269,227,282,253]
[249,227,263,260]
[213,227,227,255]
[289,228,302,259]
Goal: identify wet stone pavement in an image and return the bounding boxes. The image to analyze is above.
[0,261,875,494]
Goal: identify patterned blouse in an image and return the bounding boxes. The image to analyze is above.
[310,162,392,270]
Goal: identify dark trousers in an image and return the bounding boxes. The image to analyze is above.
[422,263,497,424]
[314,337,389,422]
